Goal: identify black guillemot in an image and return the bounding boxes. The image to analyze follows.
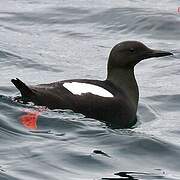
[11,41,173,128]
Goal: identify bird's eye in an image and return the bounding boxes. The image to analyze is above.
[129,48,135,53]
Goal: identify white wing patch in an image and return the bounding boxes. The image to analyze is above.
[63,82,113,98]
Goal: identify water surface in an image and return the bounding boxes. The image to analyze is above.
[0,0,180,179]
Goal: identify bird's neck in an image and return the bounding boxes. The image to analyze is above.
[107,68,139,111]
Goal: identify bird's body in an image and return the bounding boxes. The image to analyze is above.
[11,41,172,128]
[12,78,136,128]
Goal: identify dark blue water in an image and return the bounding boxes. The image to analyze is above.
[0,0,180,179]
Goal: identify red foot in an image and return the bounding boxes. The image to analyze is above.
[20,112,40,129]
[20,107,47,129]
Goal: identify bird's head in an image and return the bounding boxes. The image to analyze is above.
[108,41,173,71]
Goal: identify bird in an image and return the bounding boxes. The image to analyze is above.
[11,41,173,128]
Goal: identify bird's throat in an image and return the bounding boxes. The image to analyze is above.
[107,68,139,111]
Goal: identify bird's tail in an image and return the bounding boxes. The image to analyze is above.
[11,78,34,102]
